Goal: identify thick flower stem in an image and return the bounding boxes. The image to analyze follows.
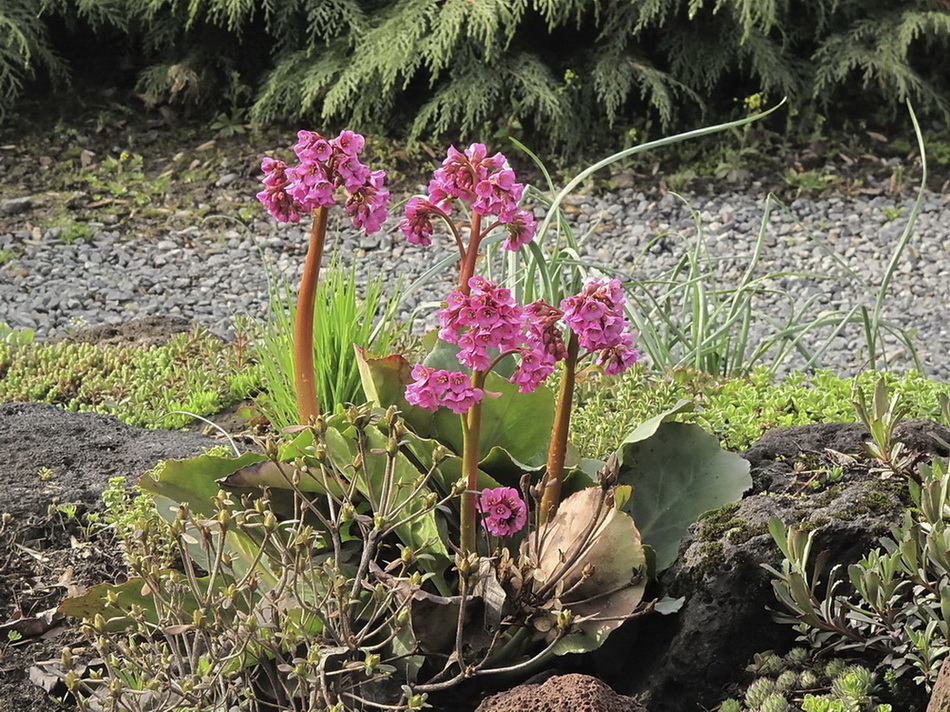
[459,370,486,554]
[457,213,482,293]
[294,206,329,423]
[539,332,580,525]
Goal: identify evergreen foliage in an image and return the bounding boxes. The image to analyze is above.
[3,0,950,146]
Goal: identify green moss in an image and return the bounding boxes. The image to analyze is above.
[694,541,726,576]
[696,502,743,542]
[812,484,845,508]
[571,366,950,461]
[837,490,896,519]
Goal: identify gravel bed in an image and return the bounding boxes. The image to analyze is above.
[1,179,948,380]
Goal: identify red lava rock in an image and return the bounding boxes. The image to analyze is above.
[928,657,950,712]
[475,673,648,712]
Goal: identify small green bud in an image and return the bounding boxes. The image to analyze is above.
[406,693,427,710]
[263,437,280,460]
[92,613,108,633]
[363,653,380,673]
[454,552,478,578]
[556,609,574,631]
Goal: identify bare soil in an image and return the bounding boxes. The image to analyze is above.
[0,384,225,711]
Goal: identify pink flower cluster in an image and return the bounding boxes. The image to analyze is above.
[478,487,527,537]
[401,198,437,247]
[561,277,639,376]
[437,276,526,371]
[510,300,568,393]
[399,143,537,251]
[257,130,389,233]
[404,365,484,415]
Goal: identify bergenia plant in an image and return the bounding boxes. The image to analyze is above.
[257,129,389,423]
[397,143,639,551]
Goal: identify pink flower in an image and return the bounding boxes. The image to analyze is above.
[478,487,527,537]
[560,278,639,375]
[335,129,365,156]
[561,277,631,352]
[427,144,523,221]
[594,332,639,375]
[510,345,557,393]
[503,210,537,251]
[294,131,333,162]
[345,169,389,234]
[436,276,525,371]
[524,300,567,362]
[400,198,438,246]
[405,365,483,414]
[256,158,301,223]
[257,129,389,232]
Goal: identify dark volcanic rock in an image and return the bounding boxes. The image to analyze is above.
[618,419,950,712]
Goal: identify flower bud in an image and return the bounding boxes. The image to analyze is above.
[556,608,574,631]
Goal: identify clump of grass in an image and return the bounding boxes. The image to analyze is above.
[253,259,404,430]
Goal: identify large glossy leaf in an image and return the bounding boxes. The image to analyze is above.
[357,344,556,474]
[139,453,279,585]
[60,577,189,628]
[355,347,434,434]
[618,421,751,572]
[619,399,694,446]
[139,452,265,516]
[60,575,323,671]
[323,424,449,561]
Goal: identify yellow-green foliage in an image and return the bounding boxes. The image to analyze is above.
[5,0,950,147]
[571,365,950,459]
[0,328,262,429]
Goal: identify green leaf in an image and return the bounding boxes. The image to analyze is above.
[139,453,280,585]
[618,421,751,572]
[619,399,694,446]
[59,577,188,629]
[355,346,435,435]
[356,345,556,475]
[323,424,449,562]
[433,370,555,470]
[139,452,265,516]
